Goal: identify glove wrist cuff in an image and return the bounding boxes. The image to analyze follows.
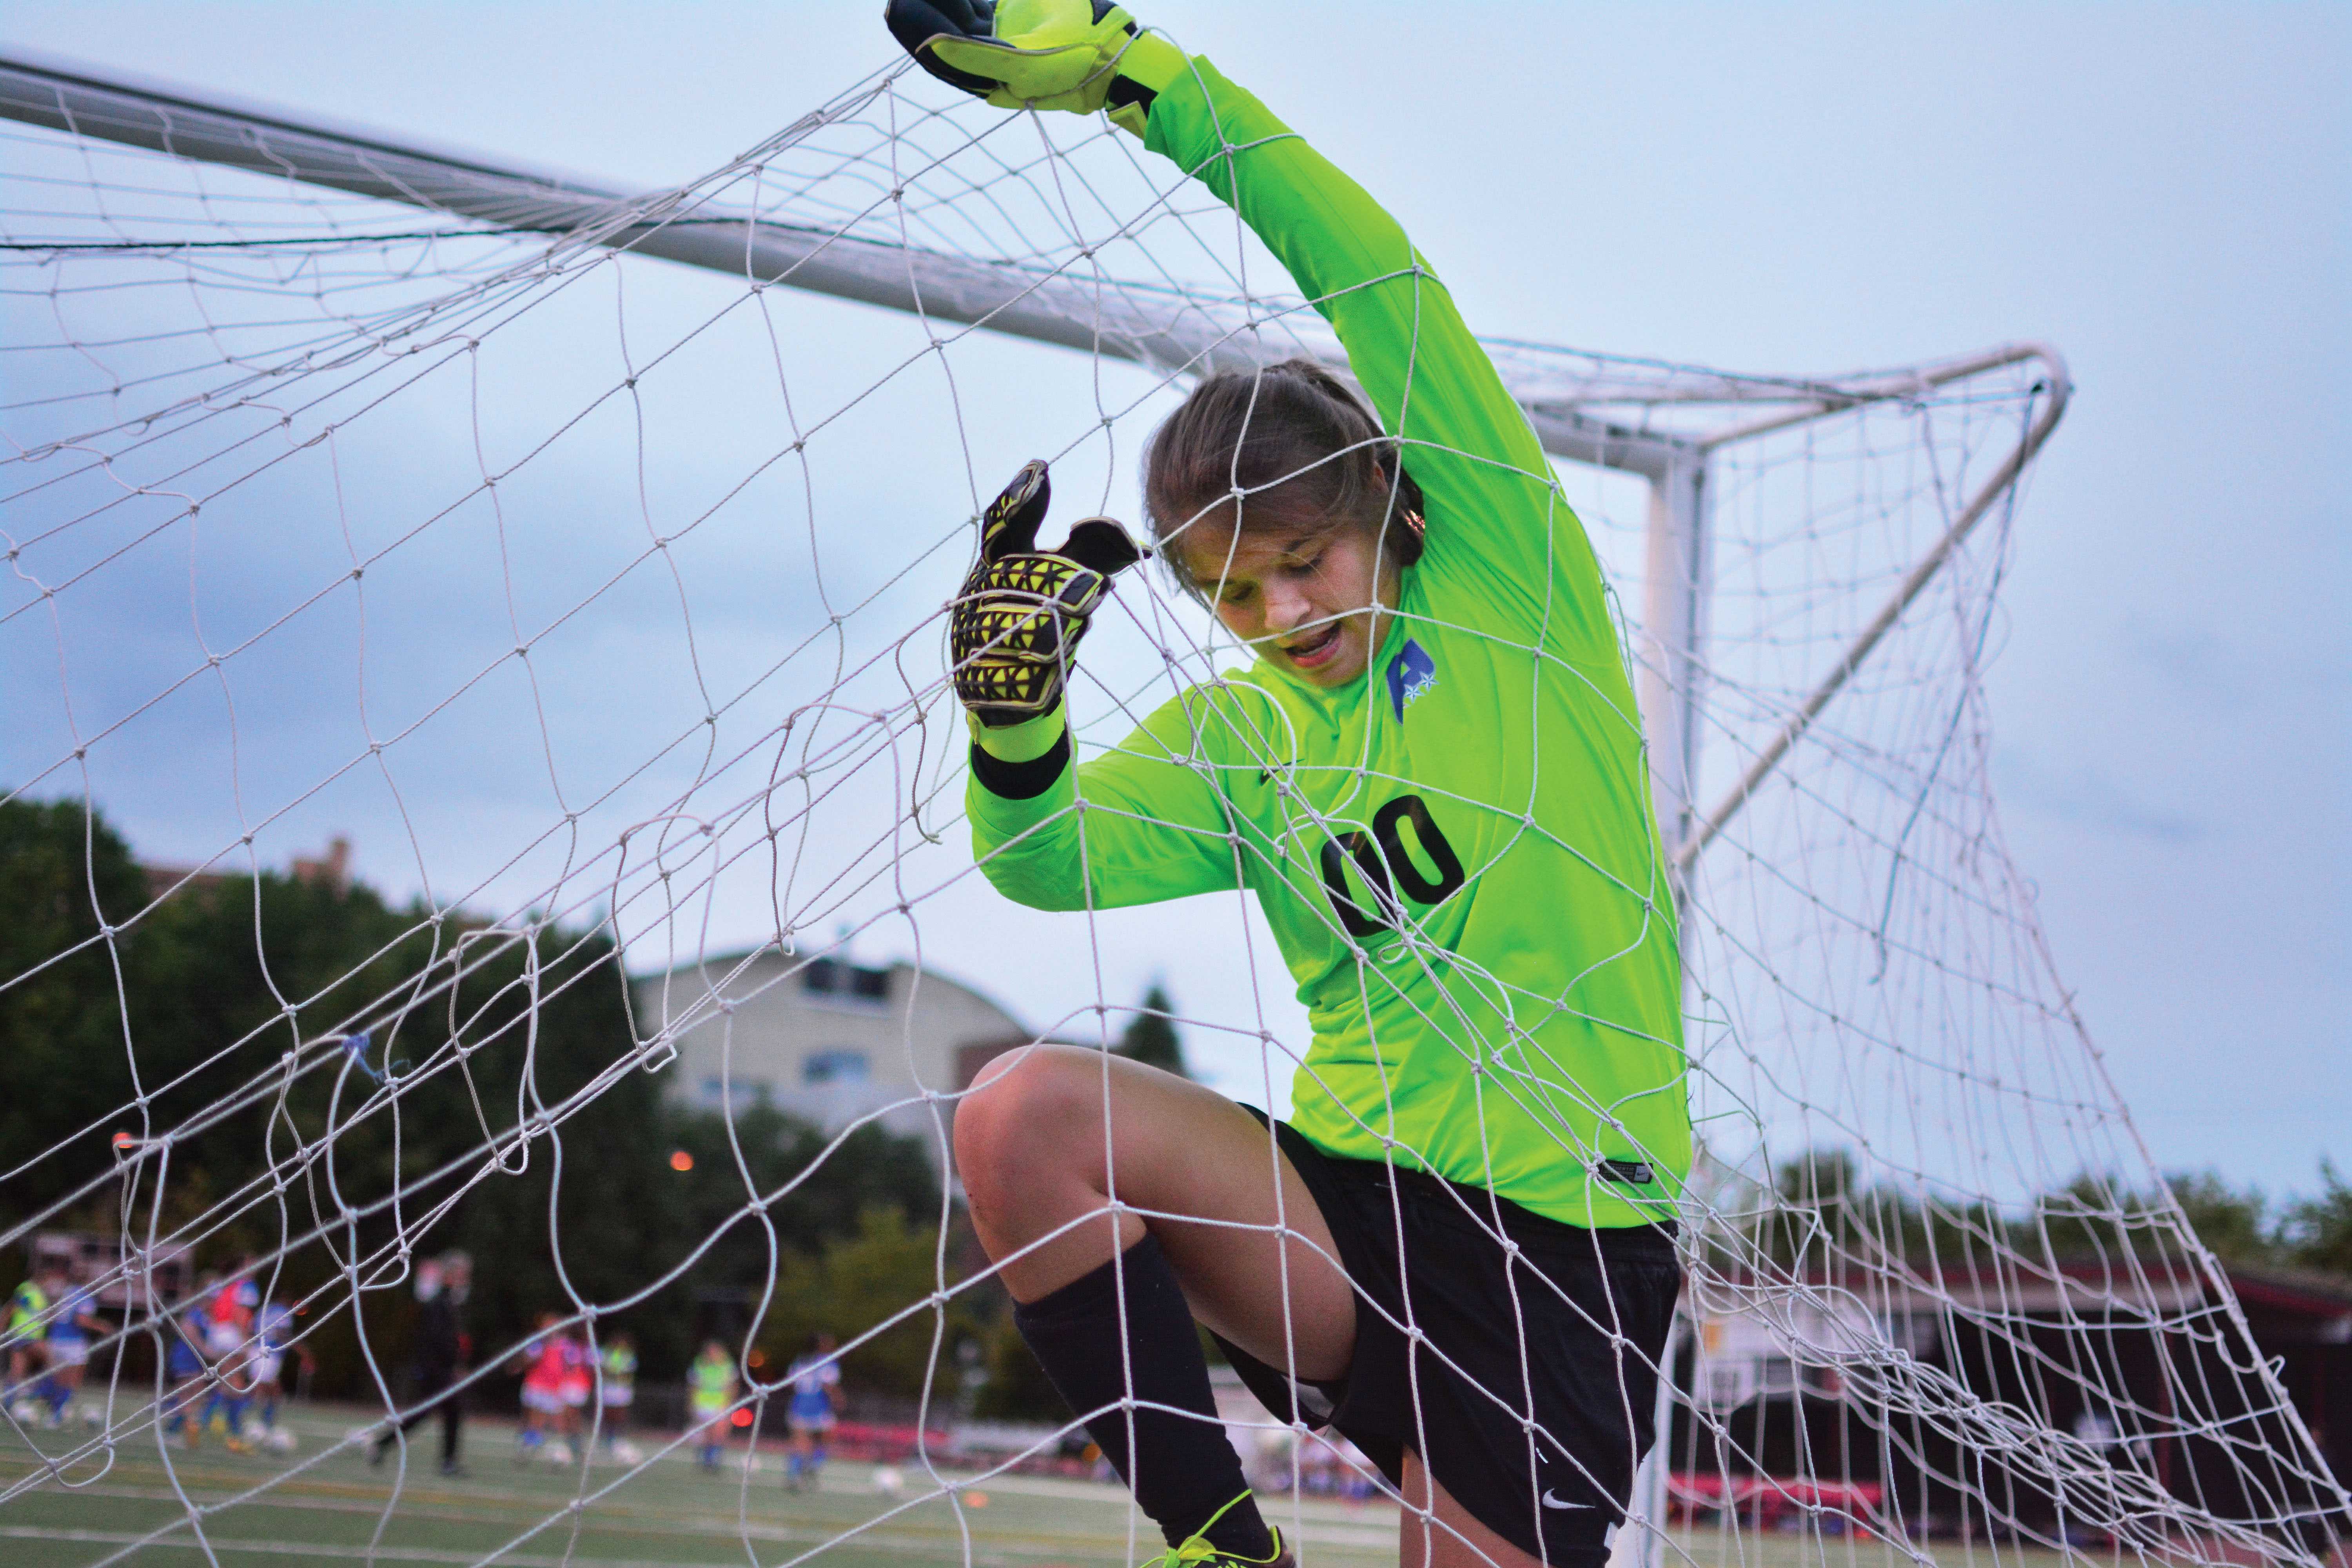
[1106,32,1185,138]
[968,705,1067,762]
[1117,30,1183,98]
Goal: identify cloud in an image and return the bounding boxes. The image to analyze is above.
[1992,746,2204,844]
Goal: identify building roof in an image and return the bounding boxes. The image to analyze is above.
[627,945,1032,1039]
[1700,1258,2352,1329]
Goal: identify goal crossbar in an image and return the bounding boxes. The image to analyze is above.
[1,46,1701,472]
[0,47,2002,475]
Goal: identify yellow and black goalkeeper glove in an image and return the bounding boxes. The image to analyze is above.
[886,0,1185,138]
[949,459,1143,726]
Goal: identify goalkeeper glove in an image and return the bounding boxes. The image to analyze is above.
[886,0,1185,138]
[949,459,1143,726]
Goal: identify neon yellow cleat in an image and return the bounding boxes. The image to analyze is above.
[1138,1494,1292,1567]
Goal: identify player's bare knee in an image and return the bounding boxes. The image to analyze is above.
[953,1043,1101,1204]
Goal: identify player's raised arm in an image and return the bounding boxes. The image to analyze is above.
[895,17,1685,1568]
[898,0,1614,656]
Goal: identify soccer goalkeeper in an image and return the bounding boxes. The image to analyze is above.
[895,4,1689,1564]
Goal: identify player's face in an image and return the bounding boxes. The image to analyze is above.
[1180,517,1401,688]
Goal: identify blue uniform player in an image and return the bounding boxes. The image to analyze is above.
[41,1276,108,1427]
[782,1332,842,1493]
[161,1289,212,1447]
[251,1297,307,1450]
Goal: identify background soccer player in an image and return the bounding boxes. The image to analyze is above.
[553,1324,592,1463]
[160,1287,212,1448]
[686,1341,738,1474]
[3,1261,62,1421]
[512,1312,574,1465]
[781,1331,843,1493]
[896,2,1689,1564]
[249,1292,313,1450]
[39,1271,107,1428]
[198,1267,258,1452]
[597,1333,641,1465]
[370,1249,471,1476]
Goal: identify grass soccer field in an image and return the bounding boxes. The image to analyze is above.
[0,1403,1404,1567]
[0,1404,2113,1568]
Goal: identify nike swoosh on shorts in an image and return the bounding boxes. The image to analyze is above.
[1541,1490,1593,1510]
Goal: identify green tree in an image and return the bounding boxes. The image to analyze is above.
[1114,983,1186,1078]
[0,793,949,1395]
[759,1207,978,1399]
[0,796,169,1216]
[1757,1148,1866,1270]
[970,1310,1067,1422]
[2278,1160,2352,1276]
[644,1103,938,1377]
[2163,1170,2274,1265]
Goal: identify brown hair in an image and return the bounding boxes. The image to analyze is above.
[1142,358,1425,596]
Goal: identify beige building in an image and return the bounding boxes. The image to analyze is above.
[629,948,1036,1154]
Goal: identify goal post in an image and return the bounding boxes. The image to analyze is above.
[1673,343,2072,872]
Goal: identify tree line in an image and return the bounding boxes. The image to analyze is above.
[1752,1146,2351,1278]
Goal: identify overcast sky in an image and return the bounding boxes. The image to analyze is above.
[4,2,2344,1198]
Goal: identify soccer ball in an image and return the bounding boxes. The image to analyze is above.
[872,1466,904,1497]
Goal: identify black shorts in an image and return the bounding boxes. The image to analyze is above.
[1217,1109,1681,1566]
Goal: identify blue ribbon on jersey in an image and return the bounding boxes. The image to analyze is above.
[1387,637,1437,719]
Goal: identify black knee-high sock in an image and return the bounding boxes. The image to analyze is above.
[1013,1232,1274,1558]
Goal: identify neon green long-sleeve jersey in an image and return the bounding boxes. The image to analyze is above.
[967,58,1688,1229]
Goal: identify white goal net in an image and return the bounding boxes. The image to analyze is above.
[1,39,2343,1568]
